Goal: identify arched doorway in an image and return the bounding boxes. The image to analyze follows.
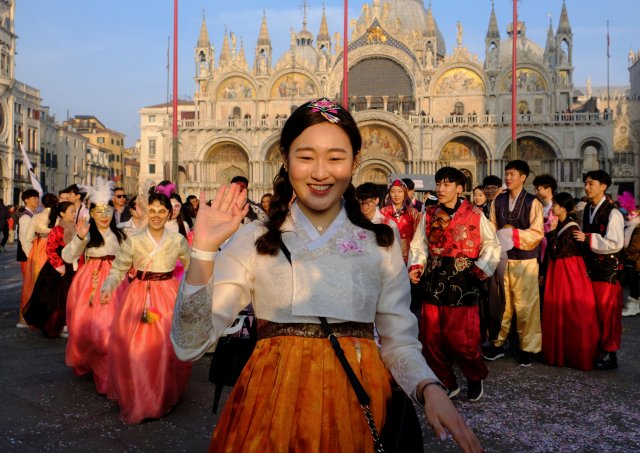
[201,142,249,184]
[355,163,391,186]
[438,137,488,189]
[502,137,556,182]
[265,143,282,187]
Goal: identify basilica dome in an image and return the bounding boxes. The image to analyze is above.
[498,23,545,66]
[356,0,446,56]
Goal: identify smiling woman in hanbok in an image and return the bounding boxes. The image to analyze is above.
[62,178,127,394]
[171,99,482,453]
[100,192,191,424]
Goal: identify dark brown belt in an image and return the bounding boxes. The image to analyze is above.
[257,320,374,340]
[88,255,116,261]
[135,270,174,281]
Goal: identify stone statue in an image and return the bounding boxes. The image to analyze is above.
[630,48,636,66]
[457,22,463,47]
[290,28,296,47]
[425,50,433,68]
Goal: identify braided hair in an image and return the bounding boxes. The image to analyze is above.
[255,98,393,256]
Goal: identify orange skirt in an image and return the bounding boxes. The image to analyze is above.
[209,336,392,453]
[19,236,48,316]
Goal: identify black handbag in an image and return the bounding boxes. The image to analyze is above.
[280,243,423,452]
[208,311,257,414]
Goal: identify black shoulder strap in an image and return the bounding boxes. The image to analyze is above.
[279,241,292,264]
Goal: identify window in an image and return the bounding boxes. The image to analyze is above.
[149,115,156,122]
[149,139,156,156]
[65,155,69,168]
[111,138,114,145]
[149,163,156,174]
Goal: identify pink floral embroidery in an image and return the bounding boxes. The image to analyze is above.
[337,232,367,255]
[452,225,468,242]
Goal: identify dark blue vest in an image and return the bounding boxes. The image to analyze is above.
[582,201,623,284]
[493,190,540,260]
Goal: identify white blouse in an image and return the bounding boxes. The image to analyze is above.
[61,228,123,262]
[171,202,437,401]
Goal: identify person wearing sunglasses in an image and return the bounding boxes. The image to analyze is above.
[111,188,131,225]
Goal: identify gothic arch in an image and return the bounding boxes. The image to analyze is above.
[577,136,612,160]
[432,65,486,96]
[354,110,417,162]
[499,135,557,182]
[497,65,551,94]
[436,135,489,188]
[354,160,397,186]
[434,132,493,161]
[497,131,561,160]
[198,135,251,162]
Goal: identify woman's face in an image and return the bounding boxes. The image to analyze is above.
[389,186,406,207]
[90,205,113,230]
[473,189,487,206]
[60,205,77,223]
[286,122,355,221]
[147,200,171,232]
[551,201,565,217]
[170,198,181,219]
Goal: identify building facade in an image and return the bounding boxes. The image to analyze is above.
[139,0,620,201]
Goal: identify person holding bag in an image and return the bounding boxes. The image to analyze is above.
[171,99,482,452]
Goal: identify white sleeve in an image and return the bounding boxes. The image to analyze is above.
[407,213,427,271]
[475,214,501,277]
[61,233,88,263]
[590,209,624,254]
[19,215,33,256]
[375,237,439,402]
[171,227,256,361]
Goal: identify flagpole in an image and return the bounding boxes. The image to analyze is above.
[172,0,179,192]
[606,20,610,111]
[342,0,348,109]
[510,0,518,161]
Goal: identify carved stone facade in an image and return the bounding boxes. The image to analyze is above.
[139,1,617,200]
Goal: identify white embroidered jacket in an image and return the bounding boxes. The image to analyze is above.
[101,228,190,293]
[171,202,437,401]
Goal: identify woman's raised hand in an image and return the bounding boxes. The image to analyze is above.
[76,215,90,240]
[191,184,249,252]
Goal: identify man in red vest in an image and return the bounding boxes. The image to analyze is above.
[409,167,499,401]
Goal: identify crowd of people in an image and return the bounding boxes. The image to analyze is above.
[10,97,633,452]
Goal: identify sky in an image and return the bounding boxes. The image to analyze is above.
[15,0,640,147]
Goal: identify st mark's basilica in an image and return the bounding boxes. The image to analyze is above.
[138,0,632,200]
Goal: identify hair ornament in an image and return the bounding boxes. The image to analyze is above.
[155,182,176,198]
[389,178,407,188]
[308,98,341,124]
[81,177,114,207]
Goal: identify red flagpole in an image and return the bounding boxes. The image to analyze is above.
[172,0,179,189]
[510,0,518,160]
[342,0,348,109]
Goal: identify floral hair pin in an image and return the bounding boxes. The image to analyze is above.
[308,98,341,124]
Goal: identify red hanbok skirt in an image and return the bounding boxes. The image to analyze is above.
[107,277,192,424]
[65,257,128,393]
[542,256,600,371]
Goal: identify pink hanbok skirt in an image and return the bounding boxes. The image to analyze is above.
[65,256,128,394]
[107,274,192,424]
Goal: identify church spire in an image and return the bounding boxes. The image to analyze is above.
[219,27,231,67]
[257,10,271,46]
[317,4,330,43]
[486,1,500,41]
[197,13,211,48]
[556,0,572,35]
[545,17,556,54]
